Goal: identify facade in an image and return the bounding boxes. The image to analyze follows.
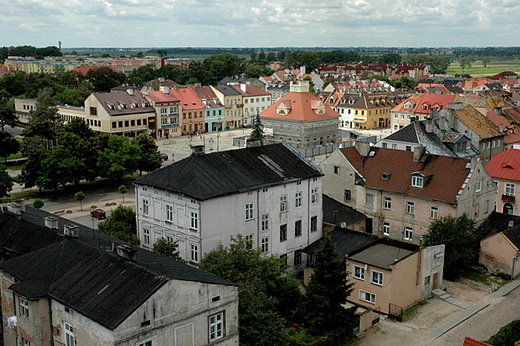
[170,88,205,135]
[0,206,239,346]
[320,143,496,244]
[260,80,340,150]
[192,86,226,133]
[230,84,271,127]
[84,90,155,136]
[13,98,37,124]
[145,87,182,138]
[211,86,243,130]
[330,92,394,129]
[480,226,520,279]
[134,142,324,271]
[391,93,456,131]
[486,149,520,215]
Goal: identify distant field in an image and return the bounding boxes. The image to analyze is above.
[446,58,520,77]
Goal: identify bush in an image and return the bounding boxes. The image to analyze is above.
[33,199,44,209]
[485,320,520,345]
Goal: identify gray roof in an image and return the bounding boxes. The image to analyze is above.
[348,243,416,270]
[385,122,419,143]
[322,194,366,226]
[213,85,241,96]
[302,228,378,260]
[94,91,155,116]
[135,142,323,200]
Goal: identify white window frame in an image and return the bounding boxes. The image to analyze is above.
[209,312,225,342]
[310,215,318,232]
[261,237,269,253]
[245,203,254,220]
[295,191,302,208]
[404,227,413,241]
[190,211,199,230]
[166,204,173,222]
[371,270,384,286]
[353,265,365,280]
[411,175,424,188]
[383,222,390,236]
[143,228,150,245]
[475,181,482,192]
[359,290,376,304]
[280,195,288,212]
[142,199,149,215]
[190,243,199,263]
[383,197,392,210]
[64,322,75,346]
[261,214,269,231]
[505,182,515,196]
[406,201,415,215]
[311,188,319,204]
[137,341,152,346]
[19,296,29,318]
[430,206,439,219]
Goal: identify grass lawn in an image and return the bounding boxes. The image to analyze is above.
[446,58,520,77]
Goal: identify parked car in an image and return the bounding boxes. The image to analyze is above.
[160,153,168,161]
[90,208,106,220]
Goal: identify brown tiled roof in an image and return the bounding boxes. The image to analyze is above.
[260,91,340,122]
[94,91,155,116]
[454,105,503,139]
[462,337,492,346]
[339,147,470,204]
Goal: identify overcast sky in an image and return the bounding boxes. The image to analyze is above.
[1,0,519,48]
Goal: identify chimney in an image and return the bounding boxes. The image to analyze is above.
[7,202,21,216]
[63,224,79,238]
[127,89,134,96]
[160,86,169,94]
[425,118,433,133]
[355,141,371,157]
[439,115,446,130]
[116,244,137,262]
[246,138,262,148]
[240,83,247,93]
[191,145,205,156]
[45,216,59,230]
[413,146,426,162]
[494,107,503,115]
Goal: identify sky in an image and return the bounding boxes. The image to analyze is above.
[1,0,519,48]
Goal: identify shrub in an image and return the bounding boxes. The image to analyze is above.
[33,199,44,209]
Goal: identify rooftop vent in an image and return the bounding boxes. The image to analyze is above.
[191,145,205,156]
[45,216,59,230]
[116,244,137,262]
[7,202,21,216]
[64,224,79,238]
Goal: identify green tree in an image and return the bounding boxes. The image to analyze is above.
[97,135,141,181]
[153,237,183,262]
[23,107,62,139]
[98,205,138,244]
[390,76,418,90]
[74,191,86,211]
[36,145,85,192]
[291,51,321,72]
[424,214,478,279]
[200,53,244,85]
[118,184,128,202]
[19,136,48,188]
[32,199,44,209]
[304,235,356,344]
[485,320,520,346]
[131,133,161,175]
[459,56,476,71]
[482,57,491,68]
[200,235,302,346]
[0,166,13,199]
[379,53,402,64]
[0,103,17,131]
[249,114,265,145]
[86,66,127,92]
[0,131,20,162]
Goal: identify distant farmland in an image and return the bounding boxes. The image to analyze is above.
[446,58,520,77]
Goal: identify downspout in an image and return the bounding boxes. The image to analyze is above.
[48,299,55,346]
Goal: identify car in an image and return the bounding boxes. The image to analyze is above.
[90,208,106,220]
[160,153,168,161]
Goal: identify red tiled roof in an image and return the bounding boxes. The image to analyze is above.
[462,337,492,346]
[72,65,120,76]
[170,88,204,110]
[260,91,340,122]
[231,84,270,97]
[486,149,520,182]
[340,147,470,204]
[146,90,179,103]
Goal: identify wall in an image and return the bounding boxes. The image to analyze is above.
[480,233,519,278]
[420,245,445,298]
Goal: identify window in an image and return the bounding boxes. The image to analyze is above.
[294,250,302,266]
[311,188,319,204]
[371,271,384,286]
[245,203,254,220]
[143,229,150,245]
[406,146,412,151]
[384,197,392,210]
[142,199,149,215]
[412,175,424,188]
[21,338,31,346]
[344,189,351,202]
[383,222,390,236]
[190,243,199,263]
[280,224,287,242]
[19,296,29,318]
[353,265,365,280]
[505,183,515,196]
[295,192,302,208]
[334,166,340,174]
[89,107,97,116]
[430,206,439,219]
[280,195,288,211]
[475,181,482,192]
[261,214,269,231]
[209,312,225,342]
[166,204,173,222]
[64,322,75,346]
[359,290,376,304]
[310,216,318,232]
[424,275,431,285]
[261,237,269,253]
[365,193,374,208]
[295,220,302,237]
[190,211,199,230]
[406,201,415,215]
[245,234,253,250]
[404,227,413,241]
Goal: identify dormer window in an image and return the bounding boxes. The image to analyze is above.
[382,173,391,180]
[411,174,424,188]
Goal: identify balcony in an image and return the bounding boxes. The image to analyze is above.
[502,194,515,202]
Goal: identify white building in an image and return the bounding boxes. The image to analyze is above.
[134,142,324,271]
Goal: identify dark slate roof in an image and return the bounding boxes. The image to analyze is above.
[385,122,419,143]
[213,85,241,96]
[0,213,59,257]
[348,242,416,270]
[0,239,167,330]
[503,227,520,249]
[302,228,378,259]
[135,142,323,200]
[322,194,366,226]
[477,211,520,241]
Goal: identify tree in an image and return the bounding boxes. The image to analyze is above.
[482,57,491,68]
[304,235,356,344]
[0,131,19,162]
[379,53,402,64]
[153,237,183,262]
[0,103,17,131]
[97,135,141,181]
[32,199,44,209]
[19,136,48,188]
[424,214,478,279]
[131,133,161,175]
[0,166,13,199]
[390,76,418,90]
[86,66,127,92]
[23,107,62,139]
[98,205,139,244]
[36,145,85,192]
[74,191,86,211]
[118,184,128,202]
[459,56,476,71]
[200,235,302,346]
[249,114,265,145]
